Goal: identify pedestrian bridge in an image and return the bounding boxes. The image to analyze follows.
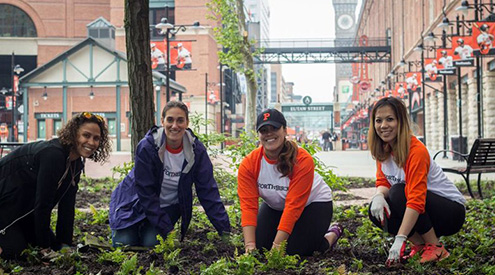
[254,38,391,64]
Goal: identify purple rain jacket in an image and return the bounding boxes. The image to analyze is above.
[109,126,230,240]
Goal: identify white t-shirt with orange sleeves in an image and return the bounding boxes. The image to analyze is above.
[238,146,333,234]
[375,136,466,214]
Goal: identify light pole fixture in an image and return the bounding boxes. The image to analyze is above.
[437,16,452,30]
[456,0,495,19]
[155,18,201,103]
[89,85,95,100]
[10,52,24,142]
[399,59,407,67]
[413,43,424,52]
[42,86,48,101]
[424,32,438,43]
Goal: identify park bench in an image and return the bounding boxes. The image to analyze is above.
[433,138,495,199]
[0,142,24,158]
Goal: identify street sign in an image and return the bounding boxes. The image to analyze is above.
[281,105,332,112]
[302,96,312,106]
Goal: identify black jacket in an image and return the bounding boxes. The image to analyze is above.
[0,139,83,249]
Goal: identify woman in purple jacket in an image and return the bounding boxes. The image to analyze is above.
[109,101,230,247]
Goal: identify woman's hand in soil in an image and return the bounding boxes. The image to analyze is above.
[386,235,407,266]
[244,241,256,254]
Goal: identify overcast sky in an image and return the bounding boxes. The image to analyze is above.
[268,0,336,103]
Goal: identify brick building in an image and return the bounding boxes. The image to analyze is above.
[0,0,241,150]
[354,0,495,152]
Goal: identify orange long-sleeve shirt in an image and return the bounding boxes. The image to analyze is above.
[376,136,465,213]
[237,146,332,234]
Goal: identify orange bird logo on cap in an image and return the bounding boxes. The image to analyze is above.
[263,113,270,121]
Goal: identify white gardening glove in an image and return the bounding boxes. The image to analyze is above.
[370,193,391,225]
[386,235,407,266]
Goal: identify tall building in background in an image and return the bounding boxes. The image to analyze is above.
[332,0,359,132]
[245,0,270,114]
[0,0,242,147]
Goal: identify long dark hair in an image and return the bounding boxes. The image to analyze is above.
[57,112,111,163]
[368,97,411,167]
[277,134,298,178]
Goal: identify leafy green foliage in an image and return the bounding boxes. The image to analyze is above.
[89,204,109,225]
[153,231,178,254]
[116,254,143,275]
[261,241,306,272]
[98,248,127,264]
[111,161,135,182]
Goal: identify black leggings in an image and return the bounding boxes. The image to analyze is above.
[256,201,333,256]
[369,184,465,237]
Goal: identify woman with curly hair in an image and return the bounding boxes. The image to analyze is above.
[238,109,342,256]
[0,112,111,259]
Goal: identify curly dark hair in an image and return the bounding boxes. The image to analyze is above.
[57,112,111,163]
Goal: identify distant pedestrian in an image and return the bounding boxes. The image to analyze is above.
[322,130,331,151]
[0,112,111,260]
[367,97,465,266]
[109,101,230,248]
[238,109,343,256]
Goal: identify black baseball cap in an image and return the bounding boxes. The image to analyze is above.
[256,109,287,131]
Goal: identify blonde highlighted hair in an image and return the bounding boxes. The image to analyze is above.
[368,97,411,167]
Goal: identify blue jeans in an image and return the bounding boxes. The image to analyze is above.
[112,204,180,247]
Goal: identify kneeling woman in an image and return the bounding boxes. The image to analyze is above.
[238,109,342,256]
[0,112,111,259]
[109,101,230,247]
[368,97,465,265]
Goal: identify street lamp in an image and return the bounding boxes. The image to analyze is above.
[155,18,200,102]
[9,53,24,142]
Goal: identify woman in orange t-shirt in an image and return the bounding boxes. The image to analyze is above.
[368,97,465,266]
[237,109,342,256]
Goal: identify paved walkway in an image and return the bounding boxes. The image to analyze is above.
[84,149,491,206]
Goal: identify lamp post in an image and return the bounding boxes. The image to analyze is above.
[9,52,24,142]
[155,18,200,102]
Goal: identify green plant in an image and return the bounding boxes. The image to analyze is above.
[116,254,143,275]
[146,262,165,275]
[20,245,42,265]
[163,248,185,272]
[200,257,232,275]
[98,248,127,264]
[153,230,178,254]
[261,241,306,271]
[89,204,109,225]
[112,161,135,182]
[233,251,260,275]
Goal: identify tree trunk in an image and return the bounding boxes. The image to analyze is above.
[235,0,257,133]
[124,0,155,156]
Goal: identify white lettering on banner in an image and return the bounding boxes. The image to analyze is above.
[454,61,474,66]
[39,113,61,119]
[285,105,331,112]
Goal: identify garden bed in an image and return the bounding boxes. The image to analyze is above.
[1,175,494,275]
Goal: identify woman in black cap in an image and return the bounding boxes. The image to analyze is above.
[237,108,342,256]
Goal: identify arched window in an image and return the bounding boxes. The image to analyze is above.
[0,4,37,37]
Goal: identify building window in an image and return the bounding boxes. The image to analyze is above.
[150,7,175,39]
[53,119,62,137]
[108,118,116,136]
[37,119,46,140]
[0,4,37,37]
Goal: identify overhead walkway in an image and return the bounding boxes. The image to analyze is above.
[254,38,391,64]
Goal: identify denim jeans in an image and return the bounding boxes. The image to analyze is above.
[112,204,180,247]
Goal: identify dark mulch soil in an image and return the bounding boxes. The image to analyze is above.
[341,177,375,189]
